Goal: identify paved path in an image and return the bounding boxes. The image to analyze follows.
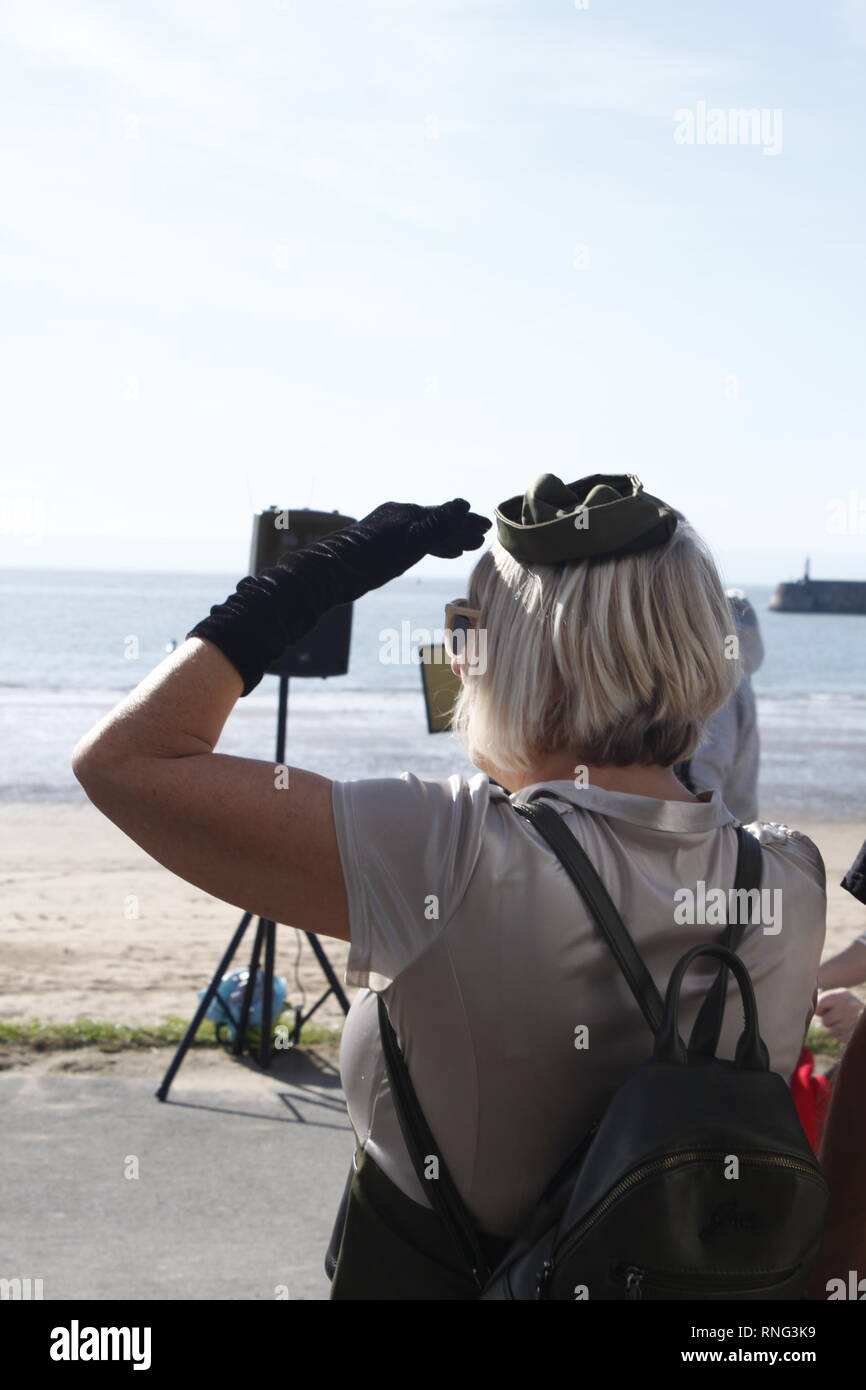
[0,1047,353,1301]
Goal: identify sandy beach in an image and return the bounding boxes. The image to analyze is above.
[0,800,352,1031]
[1,799,864,1033]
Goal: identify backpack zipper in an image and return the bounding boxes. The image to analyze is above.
[554,1149,823,1265]
[621,1262,801,1300]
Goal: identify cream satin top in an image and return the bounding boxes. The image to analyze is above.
[332,774,826,1238]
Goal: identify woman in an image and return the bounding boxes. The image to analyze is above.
[72,475,826,1300]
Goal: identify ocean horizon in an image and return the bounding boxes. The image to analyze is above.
[2,569,865,820]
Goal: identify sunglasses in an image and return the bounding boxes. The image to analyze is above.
[444,598,481,662]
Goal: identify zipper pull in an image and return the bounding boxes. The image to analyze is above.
[624,1265,643,1300]
[535,1259,554,1299]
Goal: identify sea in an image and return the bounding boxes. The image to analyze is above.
[1,571,864,820]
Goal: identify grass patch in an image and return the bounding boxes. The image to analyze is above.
[0,1015,342,1052]
[805,1023,844,1061]
[1,1017,840,1063]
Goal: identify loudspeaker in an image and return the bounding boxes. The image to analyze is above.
[248,506,356,678]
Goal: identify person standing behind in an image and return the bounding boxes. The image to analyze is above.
[805,1003,866,1297]
[807,838,866,1295]
[676,589,764,822]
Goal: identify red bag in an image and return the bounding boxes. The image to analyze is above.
[790,1046,832,1154]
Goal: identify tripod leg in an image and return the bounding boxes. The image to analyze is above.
[258,919,277,1069]
[305,932,351,1014]
[254,672,288,1068]
[156,911,253,1101]
[234,917,266,1056]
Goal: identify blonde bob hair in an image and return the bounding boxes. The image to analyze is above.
[451,517,740,778]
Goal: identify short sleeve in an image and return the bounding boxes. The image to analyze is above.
[330,770,493,990]
[732,826,827,1067]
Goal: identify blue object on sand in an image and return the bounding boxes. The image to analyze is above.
[198,967,287,1040]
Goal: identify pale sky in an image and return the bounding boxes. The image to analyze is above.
[2,0,866,582]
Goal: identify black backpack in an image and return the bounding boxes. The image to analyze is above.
[377,799,829,1300]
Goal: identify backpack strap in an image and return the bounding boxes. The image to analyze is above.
[376,993,490,1288]
[513,800,666,1032]
[687,825,762,1057]
[514,800,761,1052]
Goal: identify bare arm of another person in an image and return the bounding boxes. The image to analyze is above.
[818,939,866,990]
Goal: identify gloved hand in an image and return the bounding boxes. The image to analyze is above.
[188,498,491,696]
[282,498,491,611]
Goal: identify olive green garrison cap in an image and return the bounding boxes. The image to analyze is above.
[494,472,678,565]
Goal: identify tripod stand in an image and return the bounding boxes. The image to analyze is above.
[156,673,351,1102]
